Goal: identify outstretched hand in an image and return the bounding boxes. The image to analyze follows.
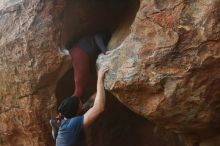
[98,66,109,81]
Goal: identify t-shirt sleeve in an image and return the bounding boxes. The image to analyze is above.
[68,116,84,135]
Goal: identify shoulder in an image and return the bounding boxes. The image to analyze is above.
[68,116,84,129]
[70,115,84,122]
[69,116,84,124]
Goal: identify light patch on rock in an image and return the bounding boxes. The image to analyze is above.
[0,0,23,10]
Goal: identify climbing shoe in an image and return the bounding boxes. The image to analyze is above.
[49,119,58,140]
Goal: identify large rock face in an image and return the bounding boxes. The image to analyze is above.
[0,0,70,145]
[98,0,220,141]
[0,0,220,146]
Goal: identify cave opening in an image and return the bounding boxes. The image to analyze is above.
[56,0,140,106]
[61,0,140,50]
[54,1,186,146]
[55,68,74,106]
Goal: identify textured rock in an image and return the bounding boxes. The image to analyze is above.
[98,0,220,141]
[0,0,145,146]
[1,0,220,145]
[0,0,70,145]
[86,93,186,146]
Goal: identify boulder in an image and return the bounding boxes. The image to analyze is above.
[0,0,69,145]
[98,0,220,140]
[1,0,220,145]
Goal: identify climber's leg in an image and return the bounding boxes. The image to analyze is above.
[69,47,91,102]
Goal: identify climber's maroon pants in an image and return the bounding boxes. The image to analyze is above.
[69,47,97,102]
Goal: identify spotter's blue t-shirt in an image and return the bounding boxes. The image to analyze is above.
[56,116,84,146]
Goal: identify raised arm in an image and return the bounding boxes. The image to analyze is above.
[83,66,108,128]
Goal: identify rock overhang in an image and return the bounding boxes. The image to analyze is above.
[97,0,220,137]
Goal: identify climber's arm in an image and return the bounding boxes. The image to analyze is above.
[83,66,108,128]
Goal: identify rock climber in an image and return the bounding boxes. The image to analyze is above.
[55,65,108,146]
[49,32,111,140]
[68,32,111,103]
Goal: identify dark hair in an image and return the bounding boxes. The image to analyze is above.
[58,96,80,119]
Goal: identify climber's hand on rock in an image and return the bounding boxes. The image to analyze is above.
[105,50,113,55]
[98,66,109,81]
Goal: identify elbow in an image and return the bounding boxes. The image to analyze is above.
[98,105,105,113]
[98,105,105,114]
[93,101,105,114]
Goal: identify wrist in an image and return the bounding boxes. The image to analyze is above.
[97,78,104,83]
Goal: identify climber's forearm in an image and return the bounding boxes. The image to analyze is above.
[83,66,108,128]
[93,79,105,112]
